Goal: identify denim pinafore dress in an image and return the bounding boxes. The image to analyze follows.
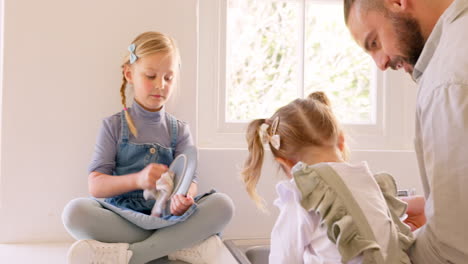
[95,111,199,230]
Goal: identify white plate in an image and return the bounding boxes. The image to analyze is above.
[169,145,197,197]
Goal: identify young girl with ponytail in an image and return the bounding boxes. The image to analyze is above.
[242,91,415,264]
[62,31,234,264]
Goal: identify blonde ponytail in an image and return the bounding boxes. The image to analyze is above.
[241,119,267,209]
[119,74,138,138]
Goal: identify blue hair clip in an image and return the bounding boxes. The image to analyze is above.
[128,43,138,64]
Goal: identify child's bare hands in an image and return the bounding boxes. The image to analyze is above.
[170,194,194,216]
[137,163,168,190]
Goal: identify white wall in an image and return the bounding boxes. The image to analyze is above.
[0,0,422,243]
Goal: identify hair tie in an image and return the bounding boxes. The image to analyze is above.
[123,107,128,111]
[128,43,138,64]
[258,117,280,150]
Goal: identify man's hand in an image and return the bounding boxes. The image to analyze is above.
[400,195,426,231]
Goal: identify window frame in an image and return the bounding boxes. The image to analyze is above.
[198,0,416,150]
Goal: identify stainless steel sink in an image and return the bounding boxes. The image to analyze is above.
[224,239,270,264]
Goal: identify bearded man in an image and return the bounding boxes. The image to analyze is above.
[345,0,468,263]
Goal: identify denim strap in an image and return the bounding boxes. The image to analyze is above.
[120,110,129,143]
[168,114,178,150]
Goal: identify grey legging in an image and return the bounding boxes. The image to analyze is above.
[62,193,234,264]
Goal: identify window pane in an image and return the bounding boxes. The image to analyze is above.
[226,0,374,124]
[226,0,300,122]
[304,2,374,124]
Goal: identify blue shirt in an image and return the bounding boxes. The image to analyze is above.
[88,101,198,182]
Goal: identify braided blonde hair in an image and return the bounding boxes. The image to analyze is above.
[120,31,181,137]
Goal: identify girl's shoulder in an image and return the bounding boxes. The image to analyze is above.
[97,112,124,141]
[164,111,185,123]
[275,179,301,203]
[101,111,123,127]
[164,112,191,131]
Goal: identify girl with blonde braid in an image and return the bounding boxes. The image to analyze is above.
[62,31,234,264]
[242,91,414,264]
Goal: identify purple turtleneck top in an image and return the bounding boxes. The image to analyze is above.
[88,101,198,182]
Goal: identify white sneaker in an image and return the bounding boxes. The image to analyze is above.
[67,239,133,264]
[168,235,238,264]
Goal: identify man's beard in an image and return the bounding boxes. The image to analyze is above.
[387,12,425,70]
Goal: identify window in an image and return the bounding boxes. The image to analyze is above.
[198,0,416,150]
[226,0,374,123]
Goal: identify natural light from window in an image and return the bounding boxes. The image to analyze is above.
[226,0,374,124]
